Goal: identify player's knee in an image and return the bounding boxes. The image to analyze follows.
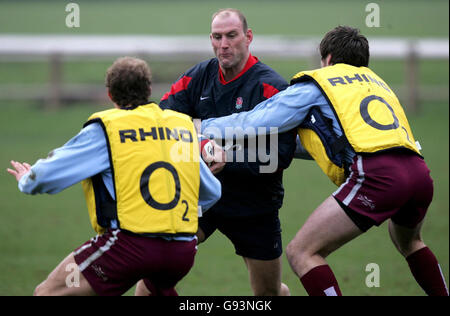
[135,280,151,296]
[389,222,425,257]
[33,281,47,296]
[286,239,307,265]
[280,282,291,296]
[286,240,296,263]
[34,278,69,296]
[396,239,426,258]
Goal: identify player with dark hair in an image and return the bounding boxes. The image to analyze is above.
[201,26,449,296]
[150,8,296,296]
[7,57,221,296]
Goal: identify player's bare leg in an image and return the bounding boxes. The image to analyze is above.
[135,280,151,296]
[198,227,289,296]
[388,219,425,257]
[287,196,362,277]
[389,219,449,296]
[34,252,96,296]
[243,256,290,296]
[286,195,363,295]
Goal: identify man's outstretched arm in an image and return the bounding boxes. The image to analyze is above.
[201,82,326,139]
[8,123,109,195]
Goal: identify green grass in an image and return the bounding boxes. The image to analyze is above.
[0,0,448,37]
[0,101,448,296]
[0,0,448,296]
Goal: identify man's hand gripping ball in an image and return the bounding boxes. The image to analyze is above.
[199,135,226,174]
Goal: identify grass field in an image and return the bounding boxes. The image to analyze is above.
[0,0,448,37]
[0,101,447,296]
[0,0,448,296]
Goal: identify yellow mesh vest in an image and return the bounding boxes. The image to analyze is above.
[81,103,200,235]
[291,64,421,186]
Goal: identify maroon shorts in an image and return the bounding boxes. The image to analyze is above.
[333,150,433,231]
[73,229,197,296]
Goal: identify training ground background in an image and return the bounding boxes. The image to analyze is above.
[0,0,448,296]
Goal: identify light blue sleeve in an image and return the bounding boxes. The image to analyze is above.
[201,82,328,139]
[198,158,221,213]
[18,123,110,195]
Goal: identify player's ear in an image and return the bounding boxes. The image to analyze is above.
[246,28,253,44]
[321,54,333,68]
[108,90,121,109]
[326,54,333,66]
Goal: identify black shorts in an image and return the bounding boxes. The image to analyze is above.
[199,210,282,260]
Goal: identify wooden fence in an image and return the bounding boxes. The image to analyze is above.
[0,35,448,111]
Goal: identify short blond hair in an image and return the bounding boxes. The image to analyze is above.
[105,57,152,108]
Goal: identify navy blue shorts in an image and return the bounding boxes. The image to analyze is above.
[199,210,282,260]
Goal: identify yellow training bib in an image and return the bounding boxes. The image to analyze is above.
[291,64,421,185]
[81,103,200,235]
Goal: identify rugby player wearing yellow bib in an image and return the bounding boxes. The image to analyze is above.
[201,26,448,296]
[7,57,221,296]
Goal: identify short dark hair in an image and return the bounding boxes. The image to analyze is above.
[319,26,370,67]
[212,8,248,32]
[105,57,152,108]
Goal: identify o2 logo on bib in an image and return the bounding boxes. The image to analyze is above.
[359,94,413,144]
[140,161,190,221]
[360,95,399,131]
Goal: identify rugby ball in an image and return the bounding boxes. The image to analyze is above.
[199,136,214,166]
